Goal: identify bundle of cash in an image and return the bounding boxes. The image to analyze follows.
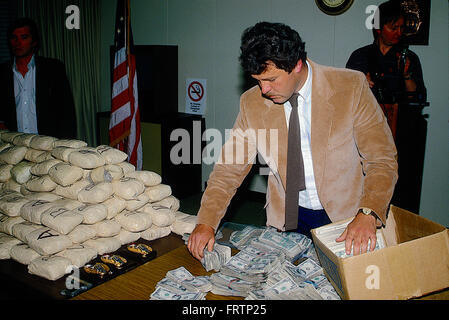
[313,220,386,258]
[150,286,206,300]
[150,267,210,300]
[209,272,263,296]
[261,277,323,300]
[257,227,312,262]
[229,225,264,249]
[200,243,231,272]
[218,244,284,284]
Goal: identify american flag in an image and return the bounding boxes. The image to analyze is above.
[109,0,142,170]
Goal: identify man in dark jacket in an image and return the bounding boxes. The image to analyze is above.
[0,18,77,139]
[346,0,426,104]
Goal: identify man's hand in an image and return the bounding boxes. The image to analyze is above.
[335,212,377,256]
[187,224,215,261]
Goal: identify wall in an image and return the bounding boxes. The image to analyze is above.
[100,0,448,227]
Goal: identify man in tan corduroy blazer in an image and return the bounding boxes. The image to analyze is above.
[188,22,398,260]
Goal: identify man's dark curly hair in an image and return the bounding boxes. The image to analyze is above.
[239,22,307,75]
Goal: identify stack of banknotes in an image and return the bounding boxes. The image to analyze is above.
[153,226,341,300]
[313,220,386,258]
[201,243,231,272]
[150,266,211,300]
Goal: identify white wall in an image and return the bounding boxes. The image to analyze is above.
[100,0,449,226]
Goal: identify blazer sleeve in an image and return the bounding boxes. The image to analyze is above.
[353,74,398,225]
[196,95,258,231]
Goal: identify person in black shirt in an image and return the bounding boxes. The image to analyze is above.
[346,0,426,104]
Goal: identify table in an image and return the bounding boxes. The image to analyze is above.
[0,233,186,300]
[73,235,448,301]
[73,245,242,300]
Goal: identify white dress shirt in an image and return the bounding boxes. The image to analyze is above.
[13,54,38,134]
[284,61,323,210]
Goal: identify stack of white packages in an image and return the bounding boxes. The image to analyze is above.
[0,131,198,281]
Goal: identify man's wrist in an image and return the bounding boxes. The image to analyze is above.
[358,208,377,222]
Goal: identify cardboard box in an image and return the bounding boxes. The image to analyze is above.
[311,205,449,300]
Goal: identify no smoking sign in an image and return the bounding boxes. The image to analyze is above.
[185,78,207,115]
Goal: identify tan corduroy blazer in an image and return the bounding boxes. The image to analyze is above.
[197,59,398,231]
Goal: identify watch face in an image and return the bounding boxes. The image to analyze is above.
[362,208,372,215]
[315,0,354,16]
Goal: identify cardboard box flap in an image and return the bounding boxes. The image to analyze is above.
[390,205,446,244]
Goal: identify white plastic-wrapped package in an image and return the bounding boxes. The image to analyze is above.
[11,221,41,242]
[68,148,105,169]
[41,206,83,235]
[140,225,171,241]
[26,227,73,256]
[12,133,37,147]
[83,237,121,255]
[1,131,24,143]
[96,145,128,164]
[24,192,62,202]
[144,184,172,202]
[54,179,90,200]
[116,161,135,174]
[24,175,57,192]
[78,182,113,204]
[24,148,45,162]
[92,220,121,237]
[10,243,41,265]
[0,146,27,165]
[56,244,97,268]
[29,135,57,151]
[139,203,175,227]
[10,161,33,184]
[89,164,123,183]
[124,170,162,187]
[114,229,141,245]
[74,204,108,224]
[2,179,21,192]
[170,212,197,236]
[20,199,55,224]
[0,193,29,217]
[51,146,76,162]
[0,232,22,259]
[112,177,145,200]
[67,224,96,244]
[0,215,25,235]
[0,142,11,152]
[125,193,150,211]
[53,198,83,210]
[28,255,72,281]
[54,139,87,148]
[153,195,180,212]
[0,164,12,182]
[102,196,126,219]
[115,210,152,232]
[48,162,84,186]
[30,159,62,176]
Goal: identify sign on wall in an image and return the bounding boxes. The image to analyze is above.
[185,78,207,115]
